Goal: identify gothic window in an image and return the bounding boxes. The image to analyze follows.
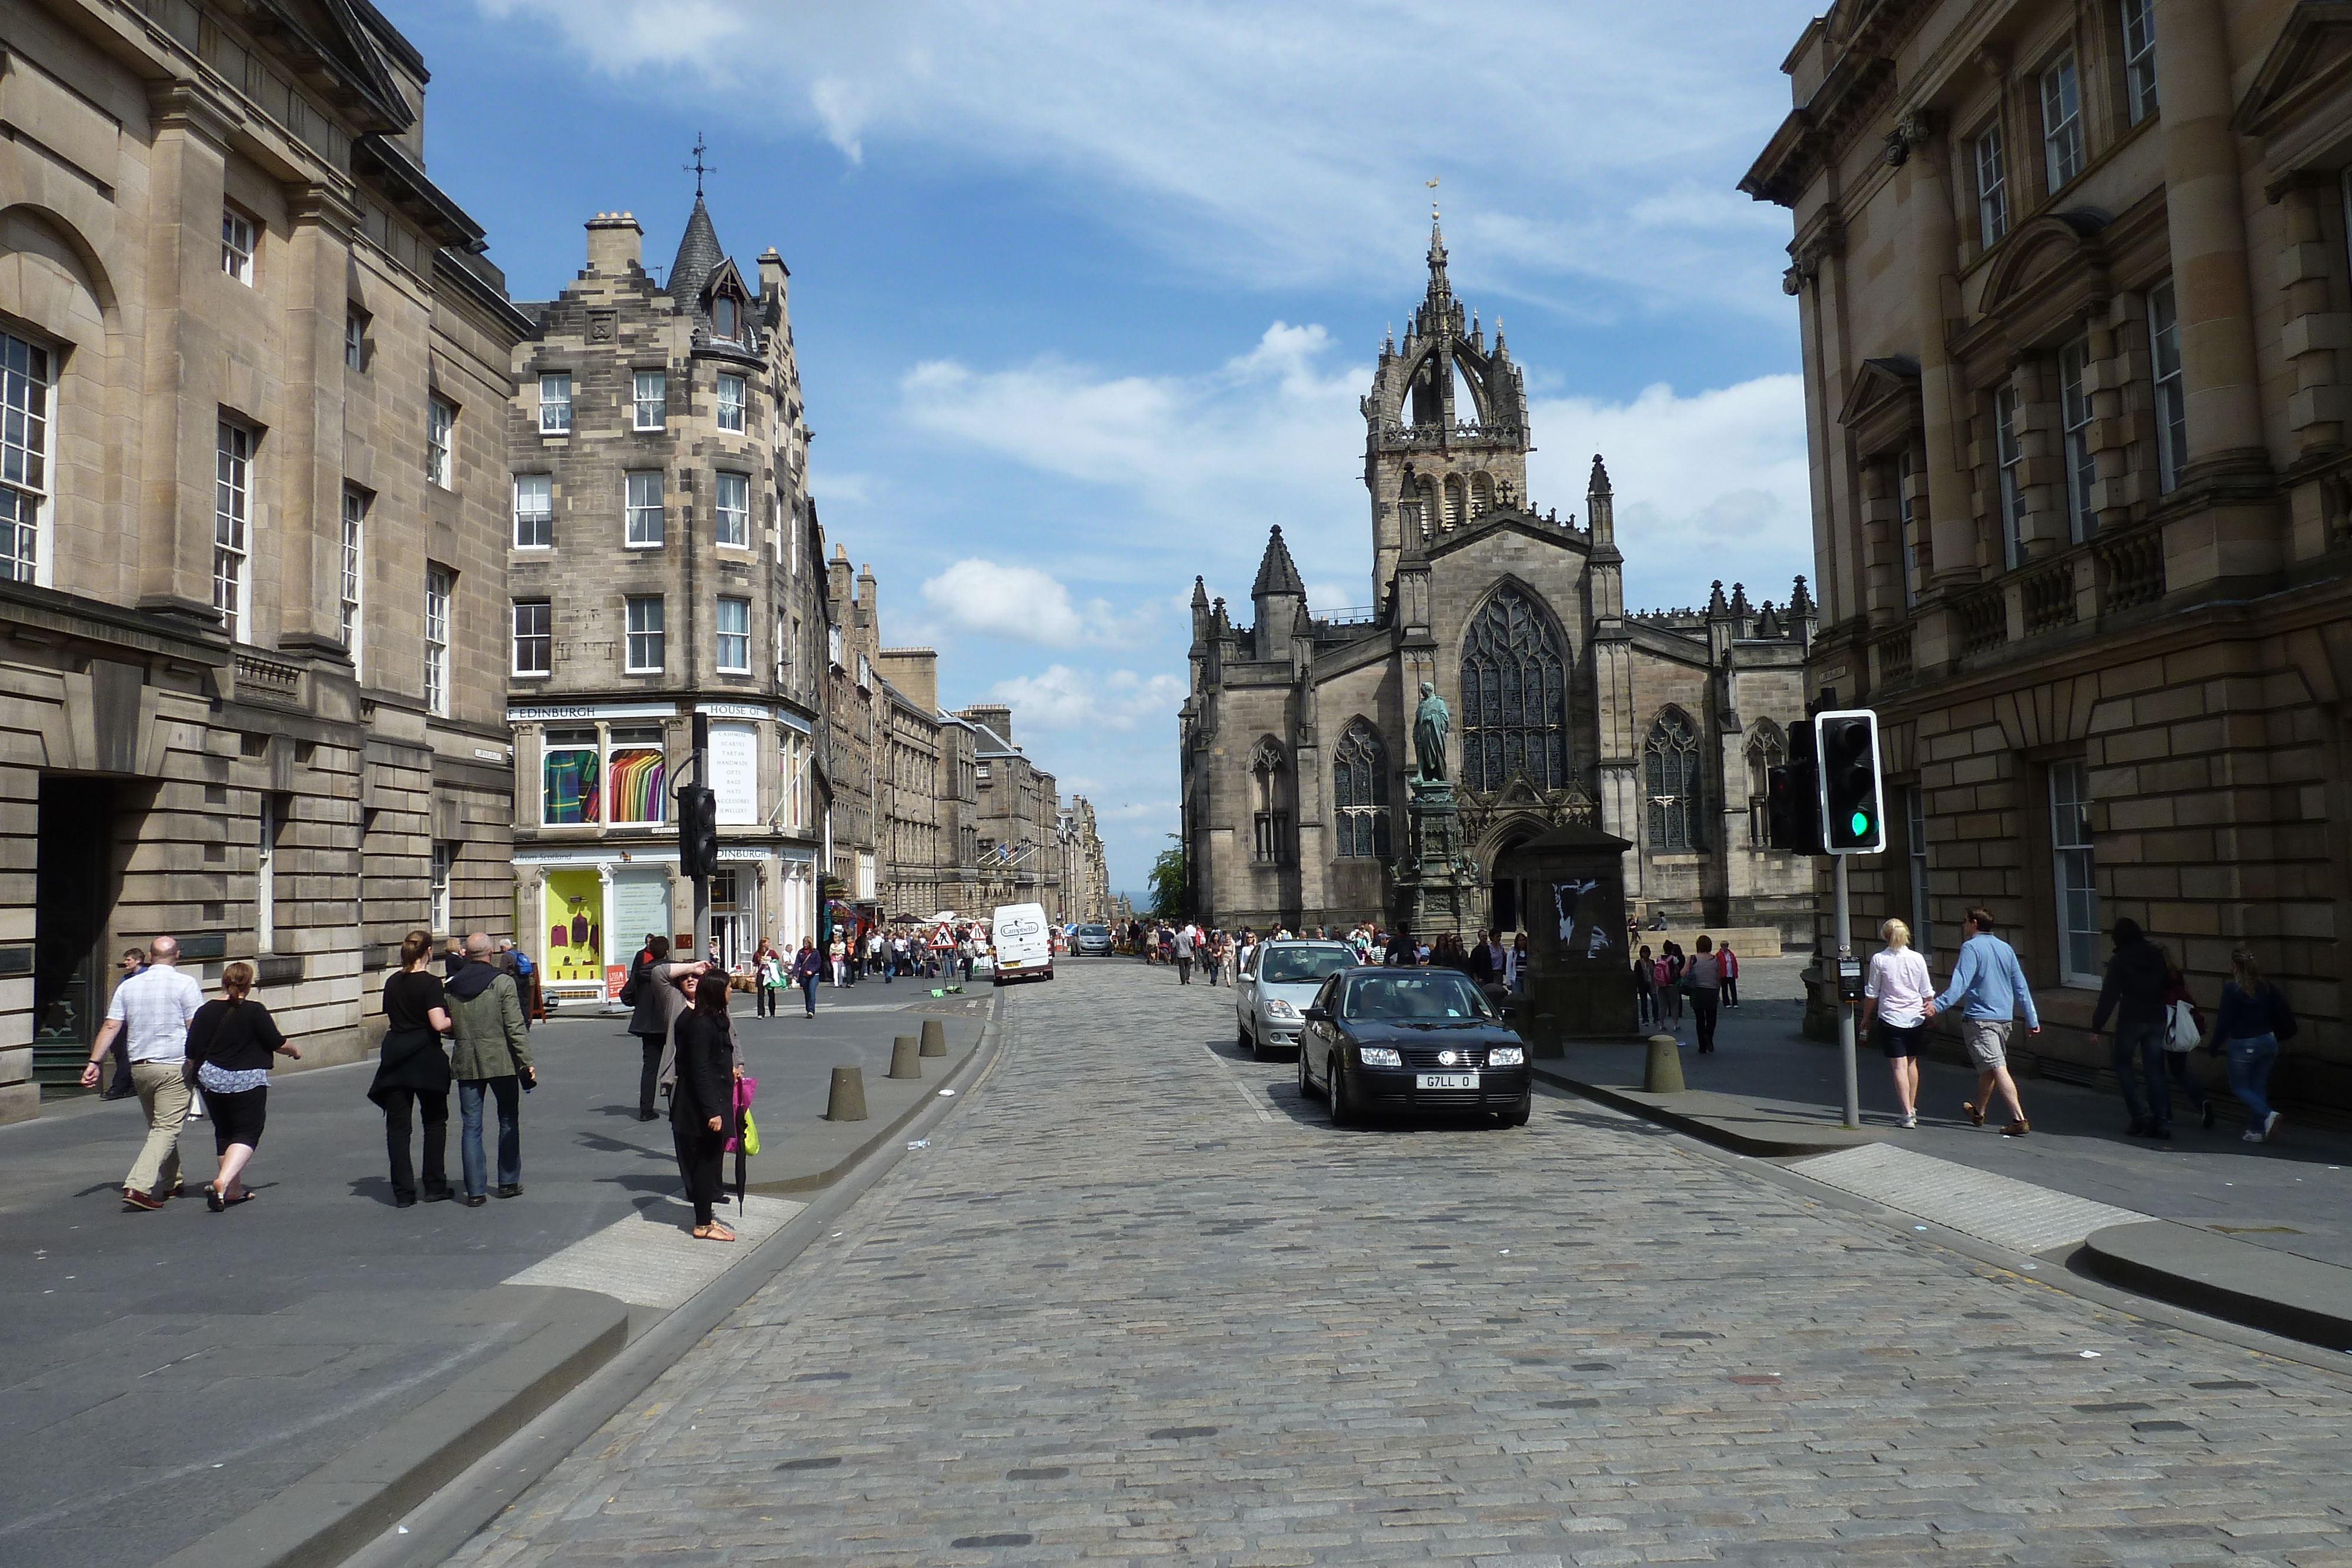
[1251,739,1289,864]
[1744,721,1785,848]
[1459,587,1569,793]
[1332,720,1392,860]
[1645,708,1705,851]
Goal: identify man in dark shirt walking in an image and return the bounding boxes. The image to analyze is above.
[2090,917,2176,1138]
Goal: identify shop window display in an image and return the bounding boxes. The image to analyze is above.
[607,726,667,824]
[543,727,600,825]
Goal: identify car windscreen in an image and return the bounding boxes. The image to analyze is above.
[1258,947,1355,985]
[1080,925,1110,937]
[1345,971,1493,1020]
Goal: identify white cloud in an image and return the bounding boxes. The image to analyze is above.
[987,665,1186,734]
[472,0,1818,313]
[921,559,1088,644]
[1528,375,1812,612]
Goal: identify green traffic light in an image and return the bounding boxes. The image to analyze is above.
[1850,811,1870,837]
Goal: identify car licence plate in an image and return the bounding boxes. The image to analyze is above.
[1416,1072,1478,1090]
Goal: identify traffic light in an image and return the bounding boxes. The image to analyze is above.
[677,784,719,878]
[1767,718,1823,854]
[1815,709,1885,855]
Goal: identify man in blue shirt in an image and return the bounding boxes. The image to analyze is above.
[1924,906,2037,1136]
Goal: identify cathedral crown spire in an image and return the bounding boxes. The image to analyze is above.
[1425,209,1452,309]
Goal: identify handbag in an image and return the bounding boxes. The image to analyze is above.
[2270,986,2300,1041]
[2163,999,2200,1052]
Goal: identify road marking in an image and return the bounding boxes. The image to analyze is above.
[504,1193,806,1308]
[1792,1143,2147,1256]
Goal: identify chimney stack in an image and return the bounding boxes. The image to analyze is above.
[584,212,643,276]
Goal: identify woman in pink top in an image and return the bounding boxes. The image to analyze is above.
[1861,918,1935,1128]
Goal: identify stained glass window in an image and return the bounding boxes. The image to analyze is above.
[543,727,600,826]
[1459,586,1568,792]
[1645,708,1704,851]
[1333,719,1391,858]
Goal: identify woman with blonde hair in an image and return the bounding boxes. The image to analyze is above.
[1860,917,1933,1128]
[185,961,302,1209]
[2208,946,2293,1142]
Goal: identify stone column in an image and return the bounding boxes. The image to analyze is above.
[2276,176,2348,461]
[276,185,355,657]
[2153,0,2265,469]
[1910,134,1976,589]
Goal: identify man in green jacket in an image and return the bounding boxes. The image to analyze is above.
[447,932,535,1206]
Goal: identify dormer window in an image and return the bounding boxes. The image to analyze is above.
[712,295,737,339]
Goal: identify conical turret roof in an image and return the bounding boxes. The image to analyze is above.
[1252,525,1305,599]
[669,195,725,306]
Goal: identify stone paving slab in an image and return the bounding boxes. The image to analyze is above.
[505,1196,807,1309]
[440,957,2352,1567]
[1792,1144,2149,1255]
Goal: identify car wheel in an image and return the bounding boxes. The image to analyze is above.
[1297,1042,1317,1099]
[1500,1093,1531,1128]
[1238,1014,1252,1049]
[1329,1058,1357,1128]
[1251,1018,1271,1063]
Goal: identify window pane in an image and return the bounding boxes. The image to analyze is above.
[543,728,600,825]
[716,471,749,546]
[609,744,667,823]
[634,371,666,429]
[539,373,571,433]
[626,470,663,546]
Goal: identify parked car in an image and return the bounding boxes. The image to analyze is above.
[1297,966,1531,1127]
[1074,922,1114,957]
[1235,940,1357,1059]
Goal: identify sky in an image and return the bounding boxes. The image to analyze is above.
[395,0,1823,899]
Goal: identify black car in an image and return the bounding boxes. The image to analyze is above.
[1297,966,1532,1127]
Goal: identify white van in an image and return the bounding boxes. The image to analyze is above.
[991,902,1054,984]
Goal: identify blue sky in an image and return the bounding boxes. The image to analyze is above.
[397,0,1823,898]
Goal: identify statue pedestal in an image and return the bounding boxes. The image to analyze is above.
[1394,778,1481,941]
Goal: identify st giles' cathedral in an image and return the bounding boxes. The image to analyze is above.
[1178,220,1816,939]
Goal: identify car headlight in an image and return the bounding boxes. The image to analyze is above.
[1265,998,1299,1020]
[1487,1045,1525,1066]
[1358,1046,1402,1067]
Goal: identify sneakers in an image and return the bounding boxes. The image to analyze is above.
[122,1188,166,1211]
[2241,1130,2266,1144]
[496,1183,523,1199]
[1962,1101,1986,1128]
[2000,1119,2032,1137]
[1899,1112,1918,1129]
[2263,1111,2283,1142]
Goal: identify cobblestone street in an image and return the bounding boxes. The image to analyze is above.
[450,961,2352,1567]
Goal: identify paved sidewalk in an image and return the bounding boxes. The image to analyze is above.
[0,997,983,1568]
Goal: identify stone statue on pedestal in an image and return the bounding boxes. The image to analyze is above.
[1413,681,1449,784]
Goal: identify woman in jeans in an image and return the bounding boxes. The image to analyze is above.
[2207,946,2291,1142]
[186,961,302,1208]
[793,937,823,1016]
[1685,935,1724,1054]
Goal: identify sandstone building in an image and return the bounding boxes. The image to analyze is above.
[1180,225,1816,940]
[1745,0,2352,1108]
[503,198,824,995]
[0,0,525,1119]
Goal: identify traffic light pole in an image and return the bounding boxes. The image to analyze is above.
[1833,851,1859,1130]
[691,711,711,967]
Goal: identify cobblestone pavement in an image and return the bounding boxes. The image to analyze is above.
[448,960,2352,1567]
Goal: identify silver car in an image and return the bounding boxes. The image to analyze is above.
[1073,923,1114,956]
[1236,940,1358,1059]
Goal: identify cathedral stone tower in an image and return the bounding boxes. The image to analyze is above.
[1360,215,1532,604]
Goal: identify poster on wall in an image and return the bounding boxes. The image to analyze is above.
[710,721,759,825]
[612,872,671,960]
[543,870,603,984]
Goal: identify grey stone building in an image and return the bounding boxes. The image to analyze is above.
[504,196,823,995]
[961,704,1066,912]
[0,0,528,1118]
[1180,223,1817,940]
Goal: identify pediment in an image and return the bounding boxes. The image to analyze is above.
[1835,355,1918,432]
[1426,507,1589,563]
[1978,209,2110,316]
[246,0,416,133]
[701,256,749,308]
[2236,3,2352,140]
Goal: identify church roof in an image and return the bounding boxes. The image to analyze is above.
[1252,526,1305,599]
[670,195,726,306]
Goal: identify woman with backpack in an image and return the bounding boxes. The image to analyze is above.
[2206,947,2294,1142]
[1658,942,1685,1027]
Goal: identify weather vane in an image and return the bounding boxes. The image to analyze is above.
[687,133,716,198]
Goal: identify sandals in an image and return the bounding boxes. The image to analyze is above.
[691,1223,737,1242]
[207,1185,255,1210]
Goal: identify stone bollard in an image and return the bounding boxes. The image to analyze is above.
[1643,1034,1686,1095]
[918,1018,947,1057]
[888,1035,923,1080]
[826,1065,869,1121]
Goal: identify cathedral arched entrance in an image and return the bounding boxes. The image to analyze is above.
[1478,816,1550,936]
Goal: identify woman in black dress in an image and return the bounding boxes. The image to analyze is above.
[185,962,302,1209]
[670,969,739,1242]
[370,930,456,1207]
